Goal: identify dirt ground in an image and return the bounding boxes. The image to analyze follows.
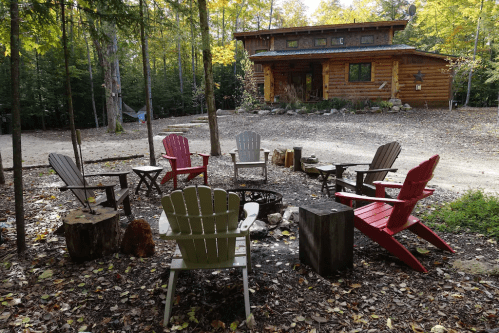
[0,107,499,332]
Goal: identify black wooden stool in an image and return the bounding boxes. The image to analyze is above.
[132,166,163,196]
[316,165,336,197]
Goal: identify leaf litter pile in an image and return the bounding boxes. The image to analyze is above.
[1,112,499,332]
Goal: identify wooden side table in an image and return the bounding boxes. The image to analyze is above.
[316,165,336,197]
[299,201,354,275]
[132,166,163,196]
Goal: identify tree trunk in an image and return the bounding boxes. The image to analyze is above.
[10,0,26,254]
[0,152,5,184]
[190,0,197,93]
[145,33,153,119]
[113,32,123,125]
[198,0,221,156]
[61,0,81,171]
[83,31,99,128]
[269,0,274,29]
[35,49,46,130]
[177,0,184,113]
[465,0,484,107]
[140,0,156,166]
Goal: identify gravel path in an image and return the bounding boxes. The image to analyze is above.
[1,107,498,193]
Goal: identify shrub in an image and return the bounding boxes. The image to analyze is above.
[424,190,499,239]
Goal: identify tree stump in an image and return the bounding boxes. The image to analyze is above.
[299,201,354,275]
[63,206,121,262]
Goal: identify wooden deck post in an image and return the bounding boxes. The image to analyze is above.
[299,201,354,275]
[322,61,329,100]
[264,64,274,102]
[391,60,399,98]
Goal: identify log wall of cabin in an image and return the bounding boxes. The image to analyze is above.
[326,58,393,100]
[398,55,452,107]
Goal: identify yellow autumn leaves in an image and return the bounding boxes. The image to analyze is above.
[212,41,236,66]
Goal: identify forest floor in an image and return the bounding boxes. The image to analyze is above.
[0,107,499,332]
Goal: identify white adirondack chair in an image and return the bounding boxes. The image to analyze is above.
[159,186,259,326]
[230,131,270,182]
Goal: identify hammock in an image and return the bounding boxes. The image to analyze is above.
[123,102,147,122]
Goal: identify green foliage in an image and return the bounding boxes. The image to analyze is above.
[236,51,260,111]
[424,190,499,239]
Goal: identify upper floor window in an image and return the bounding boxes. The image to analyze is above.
[255,49,267,54]
[315,38,327,46]
[349,63,371,82]
[287,40,298,48]
[331,37,344,45]
[361,35,374,44]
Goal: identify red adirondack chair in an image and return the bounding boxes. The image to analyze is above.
[335,155,454,272]
[160,134,209,189]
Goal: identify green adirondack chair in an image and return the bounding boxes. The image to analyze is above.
[159,186,259,326]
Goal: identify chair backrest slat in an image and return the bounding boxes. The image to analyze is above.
[49,153,95,206]
[386,155,439,230]
[236,131,261,162]
[164,134,192,169]
[161,186,241,265]
[170,190,198,262]
[364,141,402,184]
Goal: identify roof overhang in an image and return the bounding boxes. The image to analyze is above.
[234,20,408,40]
[249,45,456,62]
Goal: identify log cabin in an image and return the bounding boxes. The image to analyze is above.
[234,20,454,107]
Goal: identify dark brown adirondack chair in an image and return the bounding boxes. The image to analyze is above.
[49,153,132,216]
[334,141,401,198]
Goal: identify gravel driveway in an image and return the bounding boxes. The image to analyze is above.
[1,107,498,193]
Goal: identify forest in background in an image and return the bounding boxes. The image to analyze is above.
[0,0,498,133]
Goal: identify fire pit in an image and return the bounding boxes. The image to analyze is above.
[228,189,283,221]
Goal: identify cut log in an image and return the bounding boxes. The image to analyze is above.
[284,149,294,168]
[272,148,286,166]
[63,206,121,262]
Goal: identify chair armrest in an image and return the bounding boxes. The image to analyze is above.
[162,154,177,170]
[335,162,371,178]
[230,149,237,163]
[263,149,270,162]
[85,171,130,177]
[335,162,371,167]
[198,153,210,166]
[60,184,116,191]
[335,191,404,207]
[239,202,259,232]
[354,168,397,175]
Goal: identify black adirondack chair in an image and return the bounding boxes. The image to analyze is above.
[334,141,402,198]
[49,153,132,216]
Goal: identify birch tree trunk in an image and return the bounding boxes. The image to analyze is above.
[10,0,26,253]
[464,0,484,107]
[198,0,221,156]
[83,31,99,128]
[61,0,81,171]
[140,0,156,166]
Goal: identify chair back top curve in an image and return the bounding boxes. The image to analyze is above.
[386,155,440,230]
[48,153,95,206]
[236,131,261,162]
[163,134,192,168]
[364,141,402,185]
[161,186,241,265]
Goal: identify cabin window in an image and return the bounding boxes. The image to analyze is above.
[255,64,263,73]
[258,84,264,96]
[349,63,371,82]
[287,40,298,48]
[361,35,374,44]
[315,38,327,46]
[255,49,267,54]
[331,37,344,45]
